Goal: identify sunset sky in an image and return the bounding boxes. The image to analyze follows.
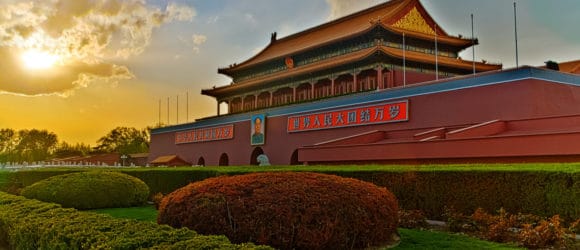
[1,0,579,145]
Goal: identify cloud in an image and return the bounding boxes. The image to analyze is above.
[207,15,220,24]
[325,0,384,20]
[0,0,195,96]
[0,47,133,97]
[192,34,207,45]
[191,34,207,53]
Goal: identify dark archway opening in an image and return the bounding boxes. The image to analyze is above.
[290,149,301,165]
[219,153,229,166]
[250,147,264,165]
[197,157,205,166]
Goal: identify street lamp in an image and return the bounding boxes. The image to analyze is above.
[121,155,128,166]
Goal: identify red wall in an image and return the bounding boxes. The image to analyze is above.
[150,79,580,165]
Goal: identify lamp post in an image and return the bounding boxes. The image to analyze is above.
[121,155,128,167]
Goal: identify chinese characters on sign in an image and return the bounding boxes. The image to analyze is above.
[287,100,408,132]
[175,124,234,144]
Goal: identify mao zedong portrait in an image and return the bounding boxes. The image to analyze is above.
[251,116,265,145]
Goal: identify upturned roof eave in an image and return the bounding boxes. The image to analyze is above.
[203,46,501,99]
[218,0,476,76]
[219,24,476,76]
[217,0,407,76]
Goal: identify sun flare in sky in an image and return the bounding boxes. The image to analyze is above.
[20,50,59,70]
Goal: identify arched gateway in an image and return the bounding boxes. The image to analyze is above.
[219,153,229,166]
[250,147,264,165]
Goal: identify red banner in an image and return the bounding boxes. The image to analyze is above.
[287,100,408,132]
[175,124,234,144]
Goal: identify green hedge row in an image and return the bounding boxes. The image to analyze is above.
[334,171,580,221]
[214,168,580,221]
[0,168,218,196]
[0,192,272,249]
[1,167,579,221]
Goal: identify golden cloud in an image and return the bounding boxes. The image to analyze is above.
[0,0,194,96]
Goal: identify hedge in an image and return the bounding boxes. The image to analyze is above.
[1,165,579,221]
[1,168,218,196]
[345,171,580,221]
[158,172,400,250]
[0,192,272,249]
[21,171,149,209]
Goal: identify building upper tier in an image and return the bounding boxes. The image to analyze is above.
[218,0,479,77]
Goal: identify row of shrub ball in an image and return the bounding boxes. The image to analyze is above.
[16,170,401,249]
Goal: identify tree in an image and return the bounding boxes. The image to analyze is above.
[53,142,92,159]
[95,127,149,155]
[0,129,16,162]
[14,129,58,162]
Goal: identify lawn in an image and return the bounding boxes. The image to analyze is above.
[93,206,524,249]
[91,205,158,222]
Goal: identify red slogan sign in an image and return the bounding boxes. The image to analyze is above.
[287,100,408,132]
[175,124,234,144]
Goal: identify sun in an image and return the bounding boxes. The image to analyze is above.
[21,50,59,70]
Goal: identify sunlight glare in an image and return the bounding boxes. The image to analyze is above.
[21,50,58,70]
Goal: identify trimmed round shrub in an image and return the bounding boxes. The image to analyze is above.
[21,171,149,210]
[158,172,399,250]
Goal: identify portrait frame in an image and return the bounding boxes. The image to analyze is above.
[250,114,266,145]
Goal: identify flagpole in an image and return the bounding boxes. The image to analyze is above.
[403,33,406,86]
[167,97,169,125]
[471,13,476,75]
[186,91,189,123]
[176,95,179,124]
[158,99,161,126]
[435,24,438,80]
[514,1,519,68]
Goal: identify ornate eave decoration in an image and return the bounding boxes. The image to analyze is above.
[392,7,435,35]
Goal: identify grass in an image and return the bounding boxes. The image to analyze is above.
[395,228,524,250]
[93,206,524,249]
[91,205,158,222]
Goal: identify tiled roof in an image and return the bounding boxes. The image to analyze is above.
[558,60,580,74]
[150,155,179,164]
[203,45,501,97]
[129,153,150,158]
[219,0,473,75]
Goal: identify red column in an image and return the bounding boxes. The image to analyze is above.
[293,86,297,102]
[241,96,245,111]
[269,91,274,106]
[254,94,257,109]
[331,77,335,96]
[310,82,315,99]
[377,65,384,89]
[217,101,220,116]
[353,72,358,92]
